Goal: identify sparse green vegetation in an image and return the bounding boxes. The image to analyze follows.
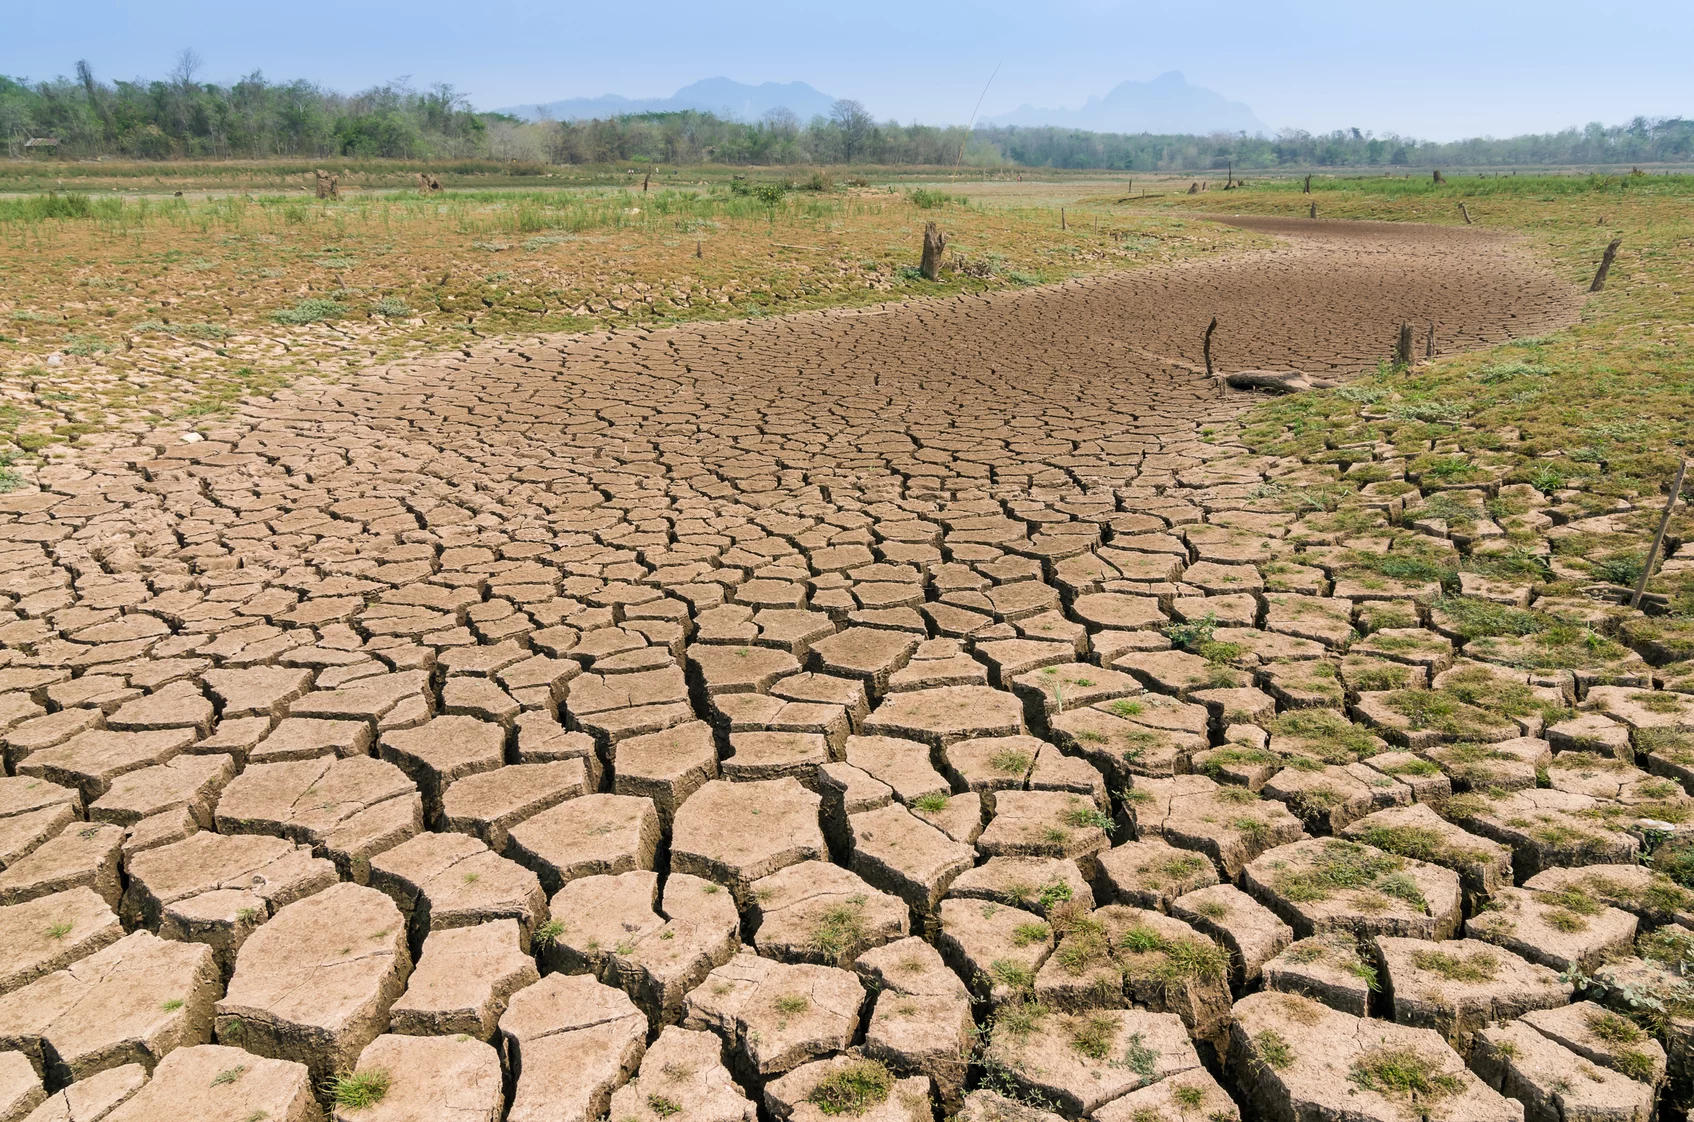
[808,1060,895,1115]
[330,1069,391,1111]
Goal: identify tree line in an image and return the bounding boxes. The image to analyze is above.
[5,60,1693,170]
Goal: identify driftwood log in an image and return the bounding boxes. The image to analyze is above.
[1221,370,1339,394]
[920,222,948,281]
[1590,237,1622,292]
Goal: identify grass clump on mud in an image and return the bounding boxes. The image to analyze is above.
[1272,840,1427,911]
[808,1059,894,1115]
[1348,1047,1464,1100]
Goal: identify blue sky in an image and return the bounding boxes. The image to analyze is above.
[5,0,1690,140]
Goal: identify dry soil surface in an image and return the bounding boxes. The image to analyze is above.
[0,221,1627,1122]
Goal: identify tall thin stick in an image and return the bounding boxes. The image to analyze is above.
[1631,456,1688,609]
[1203,317,1218,377]
[953,62,1001,179]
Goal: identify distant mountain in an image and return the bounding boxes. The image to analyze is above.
[987,72,1268,136]
[499,78,840,123]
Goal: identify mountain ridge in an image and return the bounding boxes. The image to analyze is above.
[987,71,1268,135]
[498,78,839,123]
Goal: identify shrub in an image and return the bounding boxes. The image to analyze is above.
[272,297,347,325]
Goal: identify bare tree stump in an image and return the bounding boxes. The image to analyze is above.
[1394,323,1414,368]
[1459,202,1472,224]
[920,221,947,281]
[1203,316,1218,377]
[1309,203,1317,219]
[1303,174,1311,194]
[1425,323,1436,358]
[696,240,702,258]
[1590,237,1622,292]
[642,170,651,192]
[1433,169,1446,185]
[1187,182,1199,195]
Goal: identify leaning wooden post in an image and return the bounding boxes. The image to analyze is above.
[1631,456,1688,609]
[920,221,947,281]
[1394,323,1413,368]
[1203,316,1218,377]
[1459,203,1472,224]
[1590,237,1622,292]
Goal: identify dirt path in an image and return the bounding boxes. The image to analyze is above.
[0,220,1601,1122]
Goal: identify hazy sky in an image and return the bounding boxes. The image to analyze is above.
[6,0,1690,140]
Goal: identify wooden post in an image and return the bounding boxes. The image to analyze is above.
[1459,202,1472,224]
[1590,237,1622,292]
[1309,202,1317,219]
[642,170,651,192]
[920,221,947,281]
[1394,323,1414,368]
[1425,322,1436,358]
[696,240,702,259]
[1060,207,1066,230]
[1631,456,1688,609]
[1203,316,1218,377]
[1303,174,1311,194]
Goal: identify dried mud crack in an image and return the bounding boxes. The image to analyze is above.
[13,219,1688,1122]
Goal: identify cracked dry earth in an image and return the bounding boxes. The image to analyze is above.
[5,216,1676,1122]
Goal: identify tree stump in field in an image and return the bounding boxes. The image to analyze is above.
[920,222,948,281]
[1303,175,1311,194]
[1188,182,1199,195]
[1394,323,1414,368]
[1433,169,1446,185]
[1309,203,1317,219]
[1590,237,1622,292]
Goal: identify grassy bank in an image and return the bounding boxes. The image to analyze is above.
[1123,172,1694,621]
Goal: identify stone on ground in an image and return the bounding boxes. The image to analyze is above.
[671,780,825,906]
[1243,838,1463,940]
[542,870,739,1024]
[368,830,546,950]
[750,861,909,966]
[0,889,122,996]
[330,1033,501,1122]
[100,1044,318,1122]
[214,882,409,1088]
[505,793,660,894]
[607,1026,754,1122]
[982,1005,1199,1118]
[387,919,537,1040]
[0,929,217,1086]
[854,937,973,1108]
[498,974,647,1122]
[1228,990,1520,1122]
[1376,935,1570,1050]
[213,756,422,882]
[682,951,865,1079]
